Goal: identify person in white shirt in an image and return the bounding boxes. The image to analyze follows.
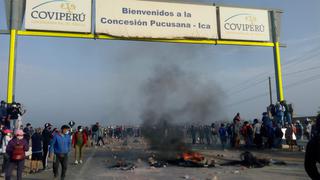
[253,119,262,149]
[306,119,312,140]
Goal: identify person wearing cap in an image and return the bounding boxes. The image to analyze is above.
[42,123,53,170]
[1,129,12,177]
[305,114,320,180]
[5,129,29,180]
[49,125,71,180]
[72,126,87,164]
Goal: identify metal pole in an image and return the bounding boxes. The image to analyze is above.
[7,29,17,104]
[6,0,17,104]
[5,0,25,104]
[268,76,273,105]
[271,11,284,102]
[273,42,284,102]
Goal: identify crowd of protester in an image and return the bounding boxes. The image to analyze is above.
[0,98,318,179]
[187,101,318,152]
[0,100,141,179]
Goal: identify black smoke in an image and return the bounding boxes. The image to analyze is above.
[141,64,224,159]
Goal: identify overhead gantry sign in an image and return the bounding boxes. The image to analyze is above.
[3,0,284,103]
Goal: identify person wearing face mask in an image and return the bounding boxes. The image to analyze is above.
[49,125,71,180]
[42,123,53,170]
[5,129,29,180]
[72,126,87,165]
[1,129,13,177]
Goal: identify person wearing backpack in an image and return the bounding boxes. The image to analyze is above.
[5,129,29,180]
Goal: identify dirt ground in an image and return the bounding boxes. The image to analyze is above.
[1,137,312,180]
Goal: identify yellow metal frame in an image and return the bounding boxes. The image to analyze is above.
[7,29,17,104]
[274,42,284,101]
[5,30,283,103]
[217,40,274,47]
[16,30,275,47]
[17,30,95,39]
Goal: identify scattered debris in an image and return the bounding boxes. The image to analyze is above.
[233,170,240,174]
[133,139,140,143]
[270,159,287,165]
[216,154,224,158]
[206,176,218,180]
[109,159,136,171]
[148,156,168,168]
[221,151,286,168]
[182,175,190,179]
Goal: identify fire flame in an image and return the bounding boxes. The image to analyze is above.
[179,152,205,162]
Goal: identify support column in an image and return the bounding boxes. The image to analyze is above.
[273,42,284,102]
[7,29,17,103]
[271,10,284,102]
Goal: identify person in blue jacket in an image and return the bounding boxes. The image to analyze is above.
[49,125,71,180]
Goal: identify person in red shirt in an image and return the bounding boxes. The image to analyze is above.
[5,129,29,180]
[72,126,87,164]
[241,121,253,148]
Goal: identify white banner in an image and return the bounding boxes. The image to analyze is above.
[219,7,270,41]
[95,0,218,40]
[25,0,92,33]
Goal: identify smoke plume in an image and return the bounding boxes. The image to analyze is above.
[141,64,224,159]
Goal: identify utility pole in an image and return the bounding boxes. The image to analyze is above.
[268,76,273,105]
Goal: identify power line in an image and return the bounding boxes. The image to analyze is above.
[225,51,320,96]
[227,78,267,96]
[283,65,320,77]
[225,92,269,107]
[285,73,320,88]
[282,47,320,67]
[225,63,320,97]
[226,74,320,107]
[225,44,320,94]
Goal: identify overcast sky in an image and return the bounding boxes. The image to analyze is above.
[0,0,320,127]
